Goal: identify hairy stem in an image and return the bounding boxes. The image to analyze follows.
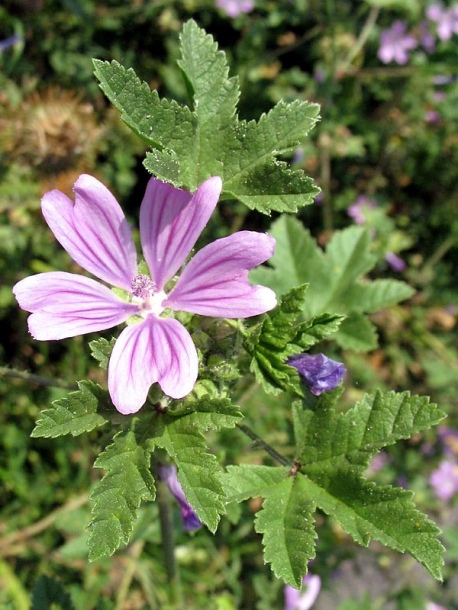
[0,366,77,391]
[236,423,292,467]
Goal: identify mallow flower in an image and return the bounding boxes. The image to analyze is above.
[284,574,321,610]
[158,463,201,531]
[288,353,346,396]
[13,174,276,414]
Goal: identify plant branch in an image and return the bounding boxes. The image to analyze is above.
[236,423,292,467]
[0,366,78,391]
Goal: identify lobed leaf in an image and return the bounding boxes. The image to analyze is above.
[88,425,155,561]
[31,381,109,438]
[255,475,317,588]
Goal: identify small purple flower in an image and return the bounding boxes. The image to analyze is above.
[427,4,458,41]
[378,21,418,65]
[438,426,458,457]
[385,252,406,272]
[429,459,458,501]
[158,464,201,531]
[418,21,436,53]
[0,34,22,53]
[347,195,377,225]
[215,0,254,18]
[13,175,276,414]
[288,353,346,396]
[284,574,321,610]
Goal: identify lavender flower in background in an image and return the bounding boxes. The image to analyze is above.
[284,574,321,610]
[378,21,418,64]
[0,34,22,53]
[288,353,346,396]
[347,195,377,225]
[429,459,458,501]
[385,252,406,272]
[13,175,276,414]
[215,0,254,18]
[426,603,448,610]
[158,464,202,531]
[438,425,458,457]
[427,4,458,40]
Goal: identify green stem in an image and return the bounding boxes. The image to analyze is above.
[236,423,292,467]
[156,477,184,608]
[0,366,77,390]
[340,6,380,73]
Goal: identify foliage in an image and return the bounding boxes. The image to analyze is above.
[1,1,458,608]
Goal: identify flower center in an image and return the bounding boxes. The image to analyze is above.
[131,274,166,317]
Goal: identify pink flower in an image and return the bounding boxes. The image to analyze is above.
[215,0,254,18]
[427,4,458,41]
[429,459,458,501]
[13,175,276,414]
[284,574,321,610]
[378,21,418,65]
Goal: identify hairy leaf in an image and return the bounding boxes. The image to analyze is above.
[88,424,155,561]
[94,21,320,214]
[31,381,109,438]
[255,475,317,587]
[222,464,290,503]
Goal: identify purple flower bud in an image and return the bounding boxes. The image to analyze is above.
[158,464,202,531]
[284,574,321,610]
[0,34,23,53]
[287,353,346,396]
[385,252,406,272]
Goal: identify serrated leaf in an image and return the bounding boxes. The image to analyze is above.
[300,389,446,469]
[151,414,225,532]
[88,425,155,561]
[172,396,243,430]
[255,475,317,587]
[96,21,320,214]
[93,59,194,156]
[302,471,444,580]
[31,381,109,438]
[89,337,116,370]
[251,216,414,351]
[245,286,344,394]
[222,464,290,503]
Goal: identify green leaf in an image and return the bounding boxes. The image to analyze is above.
[88,423,155,561]
[31,381,109,438]
[95,21,320,214]
[255,475,317,587]
[222,464,290,503]
[89,337,116,370]
[302,472,444,581]
[151,412,226,532]
[245,285,344,394]
[171,396,243,430]
[92,59,194,154]
[299,389,446,469]
[334,313,378,351]
[251,216,414,350]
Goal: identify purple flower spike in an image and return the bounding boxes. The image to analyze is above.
[13,175,277,414]
[288,353,346,396]
[158,464,202,531]
[378,21,418,65]
[284,574,321,610]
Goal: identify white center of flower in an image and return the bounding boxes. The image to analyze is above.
[131,274,166,317]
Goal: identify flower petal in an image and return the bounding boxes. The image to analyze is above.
[13,272,137,340]
[108,315,198,414]
[42,174,137,290]
[164,231,277,318]
[139,176,222,291]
